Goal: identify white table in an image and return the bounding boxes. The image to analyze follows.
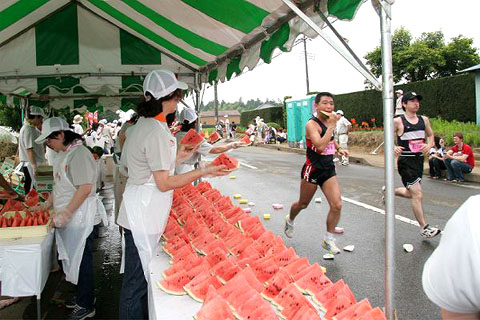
[0,230,54,319]
[148,246,202,320]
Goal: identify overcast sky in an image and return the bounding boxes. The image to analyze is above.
[200,0,480,104]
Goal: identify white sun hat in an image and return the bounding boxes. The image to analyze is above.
[29,105,46,118]
[143,69,188,100]
[35,117,71,143]
[178,107,198,124]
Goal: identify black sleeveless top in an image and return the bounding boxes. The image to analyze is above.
[305,117,335,169]
[397,115,426,156]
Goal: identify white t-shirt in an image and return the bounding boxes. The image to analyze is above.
[336,116,351,135]
[395,97,405,116]
[72,123,83,135]
[422,195,480,314]
[19,124,46,165]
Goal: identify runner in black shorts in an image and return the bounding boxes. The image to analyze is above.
[392,92,441,238]
[284,92,349,254]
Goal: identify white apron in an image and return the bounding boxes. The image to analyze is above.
[121,121,176,280]
[53,144,97,285]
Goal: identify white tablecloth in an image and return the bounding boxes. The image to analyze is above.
[148,246,202,320]
[0,229,54,297]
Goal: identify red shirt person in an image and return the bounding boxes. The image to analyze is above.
[444,132,474,182]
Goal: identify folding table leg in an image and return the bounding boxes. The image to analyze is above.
[36,296,41,320]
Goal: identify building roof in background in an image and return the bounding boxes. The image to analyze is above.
[460,64,480,73]
[200,110,240,117]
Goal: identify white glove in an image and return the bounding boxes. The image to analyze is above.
[53,207,73,228]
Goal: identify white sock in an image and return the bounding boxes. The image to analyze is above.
[324,232,335,241]
[287,216,294,225]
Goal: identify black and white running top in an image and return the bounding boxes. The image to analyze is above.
[397,115,425,156]
[305,117,335,168]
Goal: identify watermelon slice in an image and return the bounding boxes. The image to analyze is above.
[319,110,332,119]
[184,271,223,302]
[211,153,238,171]
[333,298,372,320]
[180,129,204,146]
[212,259,241,283]
[205,247,228,267]
[324,294,355,320]
[194,296,236,320]
[25,189,39,207]
[207,131,221,144]
[312,279,346,310]
[243,301,278,320]
[250,257,279,283]
[281,294,317,320]
[262,272,292,301]
[273,247,298,268]
[240,134,252,146]
[162,255,204,278]
[279,257,310,281]
[237,215,262,233]
[157,270,194,295]
[229,237,254,256]
[294,263,331,295]
[196,181,212,193]
[0,191,17,200]
[203,285,220,304]
[357,307,387,320]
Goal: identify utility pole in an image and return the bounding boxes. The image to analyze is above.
[214,82,219,125]
[303,35,310,94]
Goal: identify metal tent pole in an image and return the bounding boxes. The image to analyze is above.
[214,82,219,125]
[379,1,395,319]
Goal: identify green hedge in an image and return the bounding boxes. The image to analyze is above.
[240,107,285,128]
[333,73,476,125]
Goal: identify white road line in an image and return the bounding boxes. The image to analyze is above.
[239,162,258,170]
[341,196,420,227]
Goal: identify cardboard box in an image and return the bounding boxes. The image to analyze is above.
[0,211,52,239]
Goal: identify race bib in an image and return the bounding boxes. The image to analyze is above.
[321,141,336,155]
[409,139,425,153]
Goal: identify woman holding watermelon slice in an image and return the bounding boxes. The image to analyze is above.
[117,70,228,319]
[174,107,244,174]
[35,117,101,320]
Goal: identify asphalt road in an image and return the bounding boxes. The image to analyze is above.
[206,146,479,320]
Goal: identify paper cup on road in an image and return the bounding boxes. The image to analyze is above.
[343,245,355,252]
[403,244,413,253]
[233,194,242,199]
[323,253,335,260]
[248,202,255,206]
[229,175,236,179]
[263,214,270,220]
[321,266,327,274]
[272,203,284,209]
[243,208,252,213]
[315,197,322,203]
[239,199,248,204]
[334,227,344,234]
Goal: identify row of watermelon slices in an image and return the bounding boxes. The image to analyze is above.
[157,182,386,320]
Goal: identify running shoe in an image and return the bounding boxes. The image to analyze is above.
[65,297,96,309]
[284,215,294,238]
[322,239,341,254]
[420,225,441,238]
[68,305,95,320]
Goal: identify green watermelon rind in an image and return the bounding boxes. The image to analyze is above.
[156,280,187,296]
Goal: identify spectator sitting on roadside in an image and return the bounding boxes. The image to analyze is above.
[266,126,277,144]
[422,194,480,320]
[277,128,287,143]
[443,132,475,183]
[428,136,446,179]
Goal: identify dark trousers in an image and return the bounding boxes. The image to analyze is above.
[444,159,472,181]
[77,229,95,309]
[119,229,148,320]
[428,157,446,177]
[22,166,32,194]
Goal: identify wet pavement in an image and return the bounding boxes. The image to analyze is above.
[0,182,123,320]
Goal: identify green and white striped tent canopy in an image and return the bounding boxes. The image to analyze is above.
[0,0,365,111]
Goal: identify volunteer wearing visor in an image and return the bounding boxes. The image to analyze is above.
[175,107,245,174]
[18,105,46,193]
[118,69,228,319]
[36,117,98,320]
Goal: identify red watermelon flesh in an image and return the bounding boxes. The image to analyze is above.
[295,263,331,295]
[237,242,262,260]
[214,195,232,207]
[262,272,292,301]
[292,262,319,282]
[203,189,222,202]
[240,134,252,146]
[222,206,243,219]
[203,285,220,304]
[226,210,248,225]
[167,260,210,282]
[244,302,278,320]
[204,239,229,256]
[218,273,251,299]
[196,181,212,193]
[265,236,287,257]
[274,283,304,309]
[208,216,228,235]
[0,192,17,200]
[158,270,195,295]
[191,231,216,254]
[184,270,223,302]
[245,223,266,240]
[324,294,355,320]
[25,189,39,207]
[194,296,236,320]
[313,279,346,309]
[234,293,267,319]
[235,252,263,268]
[227,287,258,312]
[334,298,372,320]
[230,237,254,256]
[250,257,279,283]
[170,247,196,265]
[180,129,203,146]
[291,304,322,320]
[237,215,261,233]
[207,131,221,144]
[216,224,238,240]
[213,260,242,284]
[163,236,189,257]
[279,257,310,281]
[236,267,264,293]
[357,307,387,320]
[206,247,228,267]
[211,153,238,170]
[281,294,317,320]
[224,233,247,250]
[273,247,298,268]
[162,255,204,278]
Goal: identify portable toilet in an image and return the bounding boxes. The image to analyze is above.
[285,95,316,148]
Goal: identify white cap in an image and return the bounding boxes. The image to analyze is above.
[336,110,344,116]
[224,115,228,118]
[113,119,118,124]
[178,108,197,124]
[99,119,107,125]
[29,105,46,118]
[35,117,71,143]
[396,89,403,94]
[143,69,188,100]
